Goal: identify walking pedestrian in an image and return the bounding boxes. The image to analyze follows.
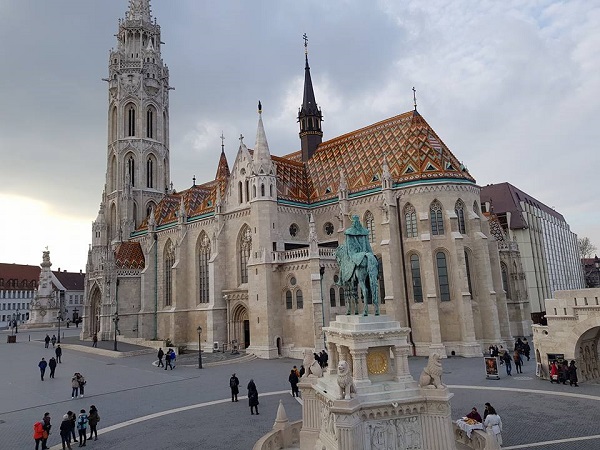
[293,366,300,377]
[88,405,100,441]
[523,338,531,361]
[299,365,305,377]
[248,379,260,415]
[568,360,579,387]
[77,373,86,398]
[51,335,57,348]
[76,409,88,447]
[502,351,512,376]
[39,358,48,381]
[71,374,80,399]
[550,361,559,383]
[157,348,164,368]
[44,335,51,349]
[513,349,522,374]
[33,419,45,450]
[68,411,78,444]
[560,361,569,385]
[49,357,57,379]
[230,373,240,402]
[289,369,300,397]
[483,405,503,446]
[164,349,173,370]
[41,412,52,450]
[56,345,63,363]
[170,349,176,368]
[59,414,73,450]
[92,334,98,348]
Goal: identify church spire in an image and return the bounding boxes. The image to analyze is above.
[298,34,323,162]
[253,101,272,174]
[127,0,152,22]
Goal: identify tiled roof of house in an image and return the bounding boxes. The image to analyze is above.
[53,271,85,291]
[114,242,145,269]
[0,263,40,290]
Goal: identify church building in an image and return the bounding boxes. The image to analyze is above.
[84,0,518,358]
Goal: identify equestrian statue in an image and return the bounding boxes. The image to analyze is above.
[335,215,380,316]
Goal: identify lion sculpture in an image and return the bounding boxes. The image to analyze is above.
[302,350,323,378]
[419,353,445,389]
[337,360,356,400]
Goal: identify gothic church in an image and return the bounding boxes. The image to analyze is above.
[84,0,517,358]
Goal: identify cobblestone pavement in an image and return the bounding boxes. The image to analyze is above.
[2,328,600,449]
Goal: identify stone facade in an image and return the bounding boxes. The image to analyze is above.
[83,1,516,357]
[533,288,600,382]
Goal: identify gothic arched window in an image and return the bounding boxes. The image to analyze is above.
[261,184,265,197]
[339,287,346,307]
[464,250,473,298]
[455,199,466,234]
[430,201,444,235]
[501,262,510,299]
[146,156,156,189]
[285,290,293,309]
[238,181,243,204]
[404,203,418,238]
[127,155,136,187]
[125,103,136,137]
[110,155,117,192]
[376,254,385,304]
[239,225,252,284]
[330,287,336,307]
[146,106,156,139]
[110,106,118,142]
[164,240,175,306]
[146,201,156,220]
[296,290,304,309]
[436,251,450,301]
[410,254,423,302]
[364,210,375,243]
[198,232,211,303]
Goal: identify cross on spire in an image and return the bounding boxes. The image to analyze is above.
[193,175,196,186]
[303,33,308,55]
[220,132,225,152]
[239,133,244,144]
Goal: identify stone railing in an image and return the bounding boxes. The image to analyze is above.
[271,247,338,264]
[252,420,302,450]
[453,424,500,450]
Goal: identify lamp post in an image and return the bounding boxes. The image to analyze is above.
[15,309,19,334]
[319,265,326,350]
[112,313,120,351]
[595,255,600,288]
[197,326,203,369]
[57,314,62,344]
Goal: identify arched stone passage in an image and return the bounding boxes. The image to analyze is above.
[231,304,249,349]
[573,327,600,382]
[88,286,102,338]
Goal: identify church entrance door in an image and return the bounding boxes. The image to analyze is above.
[230,304,249,349]
[244,320,250,349]
[89,287,102,338]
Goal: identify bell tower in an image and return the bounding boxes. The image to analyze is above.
[104,0,171,243]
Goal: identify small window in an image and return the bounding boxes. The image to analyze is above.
[324,222,334,236]
[290,277,296,286]
[430,201,444,235]
[289,224,299,237]
[296,290,304,309]
[339,287,346,306]
[285,290,293,309]
[455,200,466,234]
[330,287,336,307]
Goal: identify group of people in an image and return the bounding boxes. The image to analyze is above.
[44,334,58,348]
[314,349,328,368]
[34,406,100,450]
[37,345,64,381]
[550,360,579,386]
[156,347,177,369]
[71,373,87,398]
[463,403,503,445]
[488,338,531,376]
[228,373,260,414]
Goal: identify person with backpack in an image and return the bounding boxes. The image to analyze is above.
[230,373,240,402]
[59,413,74,450]
[157,348,164,368]
[87,405,100,441]
[76,409,88,447]
[39,358,48,381]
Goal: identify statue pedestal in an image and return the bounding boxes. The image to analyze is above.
[298,315,456,450]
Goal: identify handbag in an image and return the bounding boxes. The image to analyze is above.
[42,430,49,439]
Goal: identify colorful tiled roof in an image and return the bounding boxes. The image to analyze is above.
[114,242,145,269]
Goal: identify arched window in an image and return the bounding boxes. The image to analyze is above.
[270,184,273,197]
[285,290,293,309]
[501,263,510,299]
[245,180,250,203]
[127,155,136,187]
[261,184,265,197]
[125,103,136,137]
[164,240,175,306]
[110,155,117,192]
[436,251,450,301]
[364,210,375,243]
[464,250,473,298]
[455,199,466,234]
[253,185,257,198]
[146,106,156,138]
[377,254,385,304]
[146,201,156,219]
[430,201,444,235]
[163,111,168,143]
[473,201,480,215]
[410,254,423,302]
[198,232,211,303]
[404,203,418,238]
[239,225,252,284]
[296,290,304,309]
[339,287,346,307]
[146,156,155,188]
[238,181,243,204]
[330,287,336,307]
[110,106,117,142]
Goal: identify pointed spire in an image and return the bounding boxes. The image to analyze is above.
[127,0,152,22]
[298,34,323,162]
[254,101,272,171]
[215,134,231,181]
[273,400,289,429]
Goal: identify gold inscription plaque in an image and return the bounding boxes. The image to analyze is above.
[367,349,388,375]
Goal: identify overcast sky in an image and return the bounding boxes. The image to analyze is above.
[1,0,598,272]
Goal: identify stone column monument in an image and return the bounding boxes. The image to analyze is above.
[28,250,62,327]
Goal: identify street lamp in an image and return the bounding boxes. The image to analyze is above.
[15,309,20,334]
[57,314,63,344]
[197,326,203,369]
[319,265,326,350]
[112,313,120,351]
[595,255,600,288]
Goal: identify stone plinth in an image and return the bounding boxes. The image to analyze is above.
[298,314,456,450]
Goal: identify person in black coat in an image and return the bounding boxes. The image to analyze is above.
[59,413,74,450]
[55,345,63,363]
[49,357,57,379]
[568,360,579,387]
[229,373,240,402]
[247,379,259,415]
[157,348,164,368]
[288,369,300,397]
[39,358,48,381]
